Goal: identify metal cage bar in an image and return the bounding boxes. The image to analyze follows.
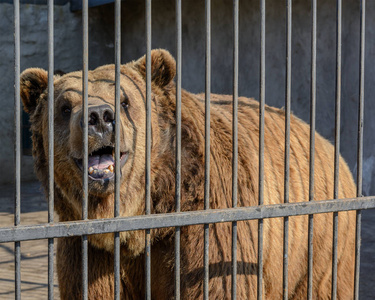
[7,1,372,298]
[307,0,317,298]
[145,0,152,298]
[13,0,21,297]
[2,197,374,244]
[283,0,292,298]
[204,0,211,299]
[47,0,55,298]
[331,0,342,299]
[354,0,366,298]
[82,0,89,297]
[175,0,182,298]
[258,0,266,298]
[231,0,239,299]
[114,0,121,298]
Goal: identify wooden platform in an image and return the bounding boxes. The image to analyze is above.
[0,181,374,299]
[0,182,60,299]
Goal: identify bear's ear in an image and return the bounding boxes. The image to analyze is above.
[133,49,176,87]
[20,68,48,114]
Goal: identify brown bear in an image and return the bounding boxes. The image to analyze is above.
[20,49,355,299]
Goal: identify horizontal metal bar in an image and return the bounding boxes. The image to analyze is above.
[0,197,374,243]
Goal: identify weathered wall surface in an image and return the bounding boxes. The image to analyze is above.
[1,0,374,195]
[0,3,115,183]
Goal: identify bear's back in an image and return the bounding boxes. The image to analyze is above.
[194,93,356,299]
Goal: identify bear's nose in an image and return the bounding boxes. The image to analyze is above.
[85,104,115,137]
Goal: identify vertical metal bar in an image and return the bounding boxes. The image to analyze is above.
[307,0,317,298]
[82,0,89,298]
[331,0,342,299]
[114,0,121,298]
[354,1,365,299]
[258,0,265,299]
[13,0,21,297]
[47,0,55,298]
[175,0,182,298]
[204,0,211,299]
[145,1,152,299]
[283,0,292,298]
[231,0,239,299]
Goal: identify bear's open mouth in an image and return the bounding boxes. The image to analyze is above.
[75,146,129,181]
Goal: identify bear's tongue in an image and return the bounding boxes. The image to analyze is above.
[88,154,114,171]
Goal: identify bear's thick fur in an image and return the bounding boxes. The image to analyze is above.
[21,49,355,299]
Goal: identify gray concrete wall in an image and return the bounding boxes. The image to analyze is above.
[1,0,375,195]
[0,3,115,183]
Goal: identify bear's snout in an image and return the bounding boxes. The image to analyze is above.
[84,104,115,138]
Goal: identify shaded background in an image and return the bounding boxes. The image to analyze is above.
[0,0,374,194]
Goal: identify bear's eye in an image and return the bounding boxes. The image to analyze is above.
[121,97,129,110]
[61,105,71,116]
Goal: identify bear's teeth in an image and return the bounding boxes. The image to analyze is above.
[89,167,94,175]
[108,165,114,173]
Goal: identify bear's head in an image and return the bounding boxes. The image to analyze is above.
[20,49,177,222]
